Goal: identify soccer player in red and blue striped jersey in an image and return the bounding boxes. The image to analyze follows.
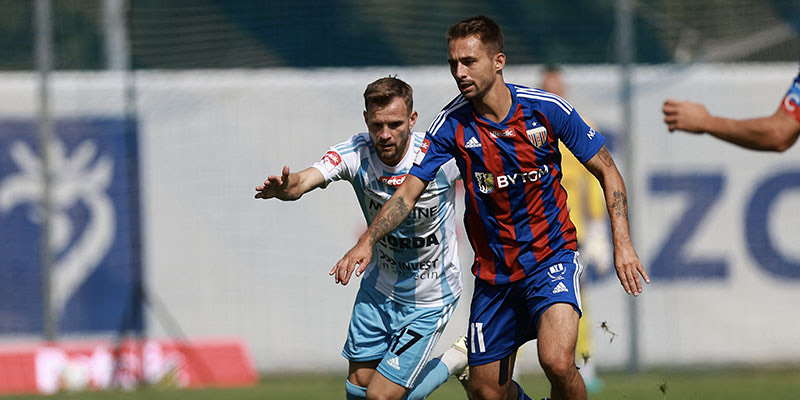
[663,60,800,152]
[334,15,649,400]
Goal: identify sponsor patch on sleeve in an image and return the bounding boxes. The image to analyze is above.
[413,138,431,166]
[321,150,342,172]
[781,82,800,123]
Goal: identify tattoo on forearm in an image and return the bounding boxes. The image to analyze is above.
[369,197,410,243]
[612,190,628,218]
[597,146,615,168]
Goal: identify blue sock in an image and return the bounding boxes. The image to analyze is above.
[514,380,533,400]
[404,358,451,400]
[345,380,367,400]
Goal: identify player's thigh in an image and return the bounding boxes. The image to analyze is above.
[348,360,380,387]
[536,303,580,369]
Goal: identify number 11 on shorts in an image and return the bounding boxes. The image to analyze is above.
[470,322,486,353]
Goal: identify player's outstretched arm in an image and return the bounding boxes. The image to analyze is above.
[330,175,427,286]
[583,146,650,296]
[254,165,324,201]
[662,99,800,152]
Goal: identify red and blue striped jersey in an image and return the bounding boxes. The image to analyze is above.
[780,61,800,122]
[410,83,605,285]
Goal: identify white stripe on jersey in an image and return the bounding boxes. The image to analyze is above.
[516,86,574,113]
[517,93,574,115]
[428,96,469,136]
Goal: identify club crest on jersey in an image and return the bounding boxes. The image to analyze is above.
[414,138,431,166]
[474,172,495,194]
[321,150,342,171]
[526,126,547,148]
[490,129,515,138]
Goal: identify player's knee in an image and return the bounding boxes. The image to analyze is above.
[539,350,576,380]
[470,382,507,400]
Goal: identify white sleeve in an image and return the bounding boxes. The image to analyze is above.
[310,135,362,188]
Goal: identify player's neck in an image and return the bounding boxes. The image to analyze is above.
[472,80,511,124]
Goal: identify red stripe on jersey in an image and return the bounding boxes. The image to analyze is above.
[507,108,554,263]
[456,124,498,281]
[538,112,578,253]
[476,117,521,282]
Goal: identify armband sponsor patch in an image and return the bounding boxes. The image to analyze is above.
[781,82,800,122]
[321,150,342,171]
[413,138,431,166]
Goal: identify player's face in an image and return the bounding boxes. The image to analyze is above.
[448,35,503,101]
[364,96,418,166]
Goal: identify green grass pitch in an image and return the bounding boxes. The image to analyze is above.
[2,367,799,399]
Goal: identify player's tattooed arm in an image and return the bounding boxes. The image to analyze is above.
[596,146,615,168]
[367,196,411,245]
[611,190,628,219]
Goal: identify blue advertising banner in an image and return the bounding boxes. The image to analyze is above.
[0,118,142,334]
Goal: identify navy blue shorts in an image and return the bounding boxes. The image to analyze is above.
[466,249,583,366]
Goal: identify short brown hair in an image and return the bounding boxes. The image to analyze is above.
[446,15,504,56]
[363,76,413,115]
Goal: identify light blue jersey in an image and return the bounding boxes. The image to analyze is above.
[312,131,462,307]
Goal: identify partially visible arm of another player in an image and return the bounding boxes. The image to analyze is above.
[662,100,800,152]
[254,165,325,201]
[583,146,650,296]
[330,175,428,285]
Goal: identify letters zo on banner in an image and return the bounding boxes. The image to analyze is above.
[0,119,141,334]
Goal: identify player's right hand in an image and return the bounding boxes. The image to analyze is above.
[662,99,710,134]
[255,165,291,200]
[331,240,371,286]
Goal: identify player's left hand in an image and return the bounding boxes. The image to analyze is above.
[613,243,650,296]
[331,240,371,286]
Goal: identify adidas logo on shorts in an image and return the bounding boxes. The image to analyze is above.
[552,282,569,294]
[387,356,400,370]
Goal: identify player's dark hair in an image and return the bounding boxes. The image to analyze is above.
[446,15,504,56]
[364,76,413,115]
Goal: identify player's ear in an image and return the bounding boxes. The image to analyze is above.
[409,110,418,129]
[363,110,369,126]
[494,53,506,72]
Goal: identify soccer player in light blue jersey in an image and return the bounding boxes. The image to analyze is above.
[255,77,468,400]
[663,61,800,152]
[334,16,649,400]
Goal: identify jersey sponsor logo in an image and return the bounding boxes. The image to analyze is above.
[781,82,800,122]
[474,166,549,194]
[465,136,482,148]
[490,129,515,138]
[587,127,598,140]
[377,249,440,277]
[496,166,549,189]
[368,198,438,219]
[379,174,407,187]
[526,126,547,148]
[552,281,569,294]
[378,232,441,249]
[474,172,495,194]
[321,150,342,171]
[413,138,431,165]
